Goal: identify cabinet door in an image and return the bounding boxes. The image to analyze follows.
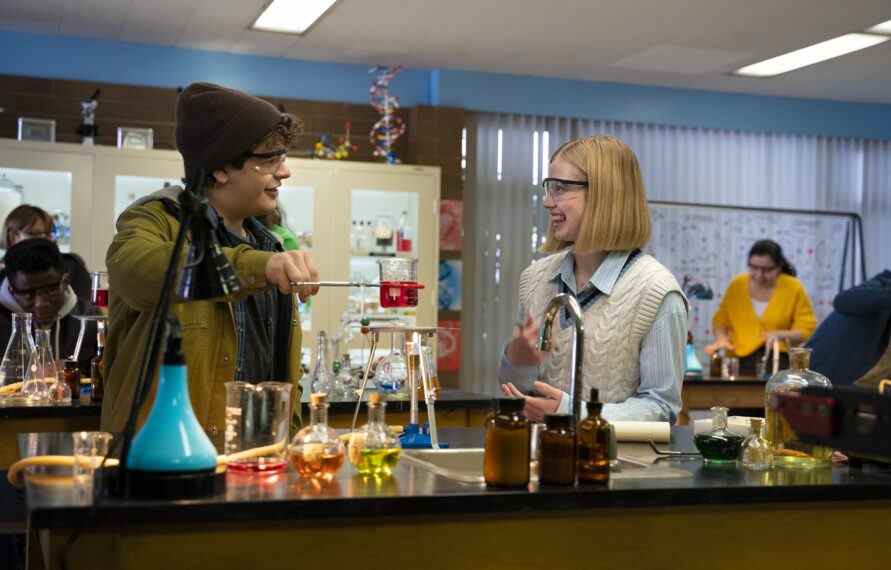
[0,141,93,266]
[330,163,440,363]
[92,147,183,269]
[279,158,336,364]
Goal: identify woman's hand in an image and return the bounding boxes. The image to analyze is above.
[505,313,544,368]
[704,338,734,357]
[501,381,563,422]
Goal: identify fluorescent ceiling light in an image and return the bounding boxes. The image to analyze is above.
[734,33,889,77]
[868,20,891,35]
[252,0,337,35]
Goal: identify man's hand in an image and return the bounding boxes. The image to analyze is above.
[505,313,544,368]
[501,381,563,422]
[264,250,320,298]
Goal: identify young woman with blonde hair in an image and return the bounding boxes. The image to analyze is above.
[499,135,688,423]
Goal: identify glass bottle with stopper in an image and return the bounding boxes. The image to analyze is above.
[289,393,345,479]
[348,392,401,476]
[694,406,745,465]
[741,418,773,471]
[765,347,833,468]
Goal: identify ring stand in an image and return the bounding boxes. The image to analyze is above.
[351,325,447,449]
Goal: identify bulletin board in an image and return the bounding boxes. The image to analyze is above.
[645,201,866,346]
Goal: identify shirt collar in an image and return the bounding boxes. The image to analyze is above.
[549,249,634,296]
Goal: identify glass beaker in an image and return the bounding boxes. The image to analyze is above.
[1,313,35,392]
[91,271,109,309]
[22,329,58,402]
[72,431,113,489]
[378,257,420,308]
[224,381,293,474]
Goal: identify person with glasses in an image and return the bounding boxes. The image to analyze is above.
[2,204,92,303]
[499,136,689,423]
[0,239,100,374]
[101,83,319,439]
[706,239,816,375]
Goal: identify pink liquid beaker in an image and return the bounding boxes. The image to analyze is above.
[377,258,424,308]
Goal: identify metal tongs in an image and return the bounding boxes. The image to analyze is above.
[648,441,701,462]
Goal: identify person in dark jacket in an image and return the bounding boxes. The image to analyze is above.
[807,270,891,386]
[0,239,99,375]
[2,204,93,304]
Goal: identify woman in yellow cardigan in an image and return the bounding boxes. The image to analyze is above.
[706,240,817,376]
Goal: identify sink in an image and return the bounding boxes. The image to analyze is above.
[401,449,688,484]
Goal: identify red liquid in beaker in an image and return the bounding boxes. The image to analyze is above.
[379,281,419,308]
[93,288,109,308]
[227,458,287,474]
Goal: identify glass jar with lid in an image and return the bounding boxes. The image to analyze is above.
[765,347,832,468]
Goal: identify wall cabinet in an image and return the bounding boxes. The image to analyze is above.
[0,140,440,362]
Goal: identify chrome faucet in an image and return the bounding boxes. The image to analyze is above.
[539,293,585,422]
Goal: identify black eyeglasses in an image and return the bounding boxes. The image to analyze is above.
[540,178,588,201]
[245,149,288,175]
[9,281,65,303]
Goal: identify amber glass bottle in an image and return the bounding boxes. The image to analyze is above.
[577,388,610,484]
[90,320,106,403]
[483,398,530,488]
[539,414,576,486]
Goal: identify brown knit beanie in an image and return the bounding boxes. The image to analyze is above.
[175,82,284,177]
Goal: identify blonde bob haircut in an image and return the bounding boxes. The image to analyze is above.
[540,135,651,254]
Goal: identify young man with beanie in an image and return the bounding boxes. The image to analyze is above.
[101,83,319,441]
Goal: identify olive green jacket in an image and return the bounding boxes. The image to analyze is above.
[100,189,303,441]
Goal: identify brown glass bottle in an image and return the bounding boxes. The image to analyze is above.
[62,359,81,396]
[539,414,576,486]
[483,398,530,488]
[709,348,724,378]
[90,320,106,403]
[577,388,610,484]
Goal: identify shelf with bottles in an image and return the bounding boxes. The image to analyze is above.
[349,190,418,259]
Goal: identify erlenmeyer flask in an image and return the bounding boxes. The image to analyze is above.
[310,331,332,395]
[22,329,58,402]
[1,313,35,393]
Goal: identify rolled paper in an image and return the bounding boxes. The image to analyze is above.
[693,416,756,437]
[611,421,671,443]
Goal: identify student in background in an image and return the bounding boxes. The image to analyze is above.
[808,270,891,387]
[706,240,817,376]
[2,205,92,303]
[0,239,99,374]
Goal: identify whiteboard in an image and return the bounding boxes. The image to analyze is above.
[645,202,857,348]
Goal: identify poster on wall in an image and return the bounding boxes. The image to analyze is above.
[437,320,461,372]
[439,200,463,251]
[438,260,462,311]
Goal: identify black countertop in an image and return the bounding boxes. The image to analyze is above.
[17,427,891,530]
[0,399,101,420]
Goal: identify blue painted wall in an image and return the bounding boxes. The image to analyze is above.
[3,31,891,140]
[436,69,891,140]
[0,31,432,106]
